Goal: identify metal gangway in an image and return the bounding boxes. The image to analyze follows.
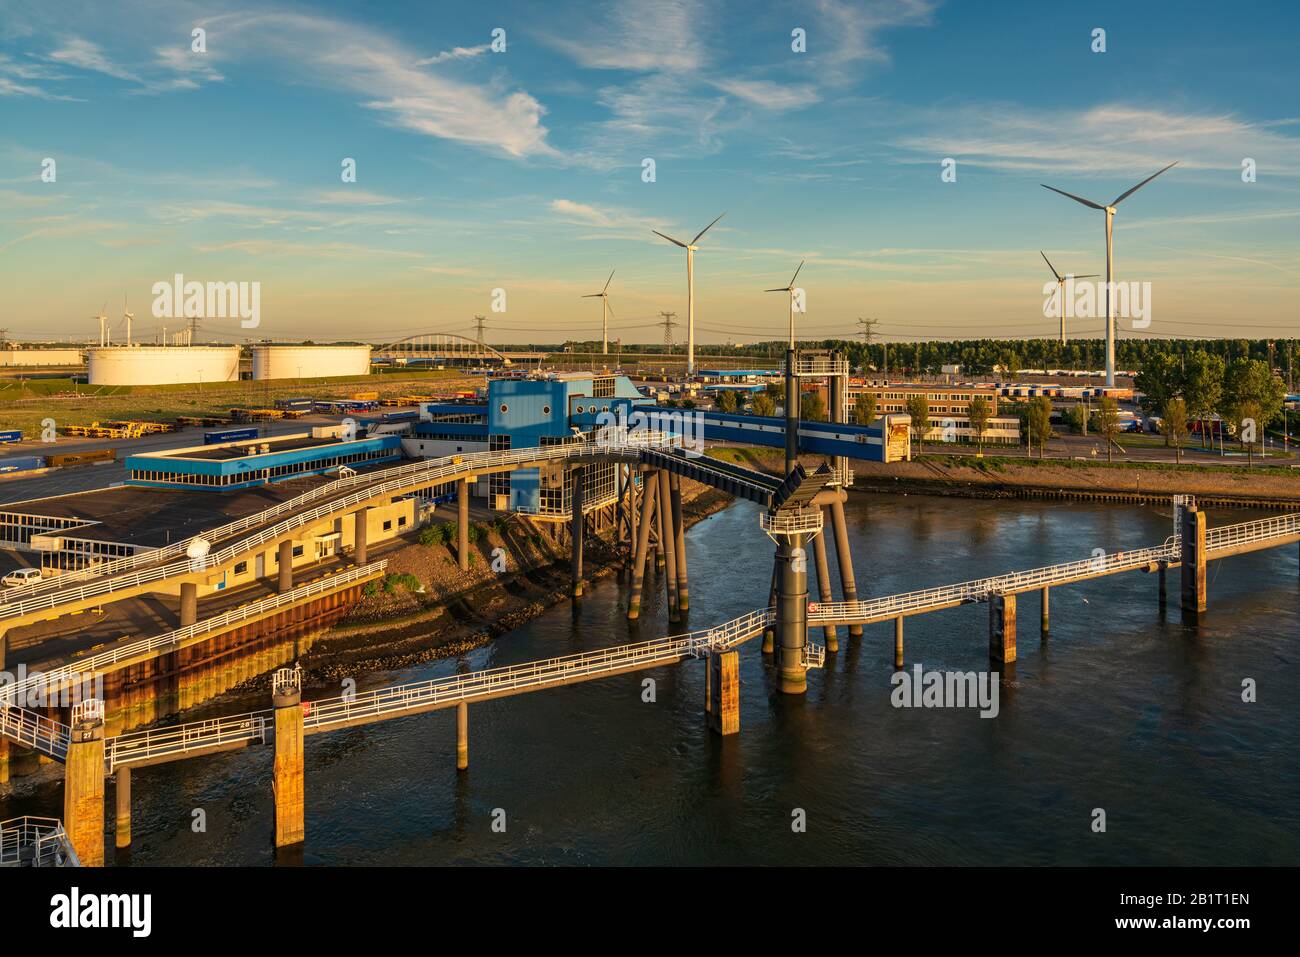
[0,817,80,867]
[0,433,677,622]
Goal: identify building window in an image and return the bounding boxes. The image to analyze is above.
[542,405,550,415]
[292,545,304,557]
[383,520,393,531]
[499,404,509,413]
[234,561,247,575]
[398,516,407,527]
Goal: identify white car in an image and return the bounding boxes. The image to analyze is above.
[2,567,42,587]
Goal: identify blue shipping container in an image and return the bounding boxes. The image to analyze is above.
[205,427,260,444]
[0,455,44,474]
[0,430,22,444]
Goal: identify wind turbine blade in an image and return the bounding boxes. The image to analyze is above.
[1071,273,1100,279]
[1040,184,1105,210]
[691,212,725,245]
[652,229,688,248]
[1110,161,1178,206]
[764,287,788,293]
[1040,251,1063,282]
[581,293,602,298]
[606,302,615,318]
[603,269,615,294]
[789,259,804,287]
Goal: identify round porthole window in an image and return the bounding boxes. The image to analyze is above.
[576,405,584,414]
[500,404,509,413]
[542,405,551,414]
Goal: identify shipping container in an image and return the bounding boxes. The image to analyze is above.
[46,448,116,468]
[205,427,260,444]
[0,455,44,474]
[0,430,22,444]
[351,391,379,401]
[274,397,313,410]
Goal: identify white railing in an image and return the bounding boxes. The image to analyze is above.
[104,606,777,768]
[1206,513,1300,553]
[761,508,823,536]
[0,438,673,621]
[0,563,386,707]
[0,705,70,760]
[794,355,849,377]
[803,641,826,669]
[106,713,271,770]
[808,539,1181,624]
[0,432,678,607]
[0,817,80,867]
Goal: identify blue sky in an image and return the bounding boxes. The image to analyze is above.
[1,0,1297,345]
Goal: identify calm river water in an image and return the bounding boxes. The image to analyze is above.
[4,493,1298,865]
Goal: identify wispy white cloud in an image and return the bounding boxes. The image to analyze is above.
[712,78,819,110]
[542,0,707,72]
[895,104,1300,176]
[46,37,139,81]
[416,44,489,66]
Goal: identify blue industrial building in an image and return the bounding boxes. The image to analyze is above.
[125,433,402,490]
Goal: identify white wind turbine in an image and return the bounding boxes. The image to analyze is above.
[122,295,134,347]
[581,269,615,356]
[1040,252,1098,345]
[652,213,725,375]
[94,302,109,346]
[1041,162,1177,386]
[765,260,805,349]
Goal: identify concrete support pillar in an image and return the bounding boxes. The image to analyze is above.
[762,559,778,654]
[706,651,740,735]
[812,525,837,651]
[784,348,799,473]
[1180,505,1207,617]
[457,479,470,571]
[353,507,369,567]
[63,711,106,867]
[114,766,131,850]
[179,581,198,628]
[1158,561,1168,609]
[272,677,305,848]
[894,616,904,668]
[777,533,808,695]
[456,701,468,771]
[570,466,585,599]
[627,472,657,620]
[1040,585,1050,639]
[277,539,294,592]
[658,470,679,621]
[830,497,862,638]
[989,591,1017,664]
[626,470,638,570]
[670,474,689,614]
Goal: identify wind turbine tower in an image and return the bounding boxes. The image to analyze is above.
[1039,252,1098,345]
[653,213,724,376]
[1041,162,1176,386]
[581,269,615,355]
[765,261,805,348]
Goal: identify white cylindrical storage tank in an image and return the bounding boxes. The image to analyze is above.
[252,344,372,380]
[87,345,240,386]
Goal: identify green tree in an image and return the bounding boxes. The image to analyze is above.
[1097,396,1121,463]
[905,394,930,454]
[1182,350,1225,448]
[1065,403,1087,435]
[1161,397,1190,464]
[967,395,992,454]
[714,389,738,413]
[1026,396,1053,459]
[751,391,776,417]
[800,391,826,422]
[1223,357,1285,466]
[1135,352,1182,420]
[852,391,878,426]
